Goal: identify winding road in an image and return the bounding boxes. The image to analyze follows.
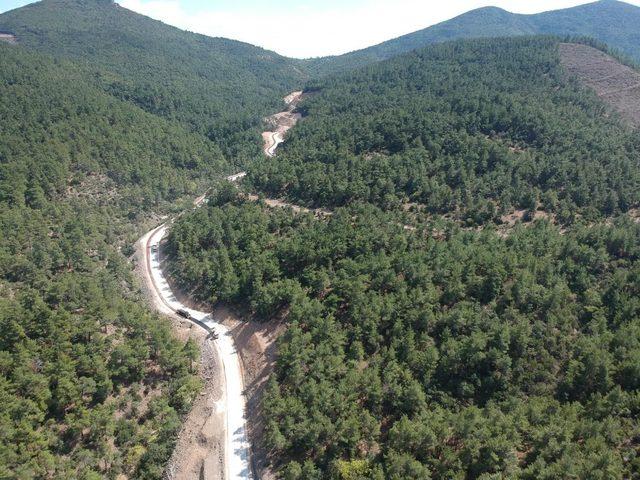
[265,132,283,157]
[138,92,305,480]
[262,90,304,157]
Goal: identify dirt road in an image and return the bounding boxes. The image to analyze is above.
[262,91,306,157]
[262,132,283,158]
[0,33,17,44]
[138,90,309,480]
[139,222,253,480]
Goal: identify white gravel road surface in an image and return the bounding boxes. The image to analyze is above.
[141,224,252,480]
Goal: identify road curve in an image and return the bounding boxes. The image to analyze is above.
[140,222,252,480]
[140,91,304,479]
[265,132,283,157]
[262,91,305,157]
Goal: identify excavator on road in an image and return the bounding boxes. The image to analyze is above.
[206,330,219,341]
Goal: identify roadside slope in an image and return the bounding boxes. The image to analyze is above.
[140,224,253,480]
[134,240,226,479]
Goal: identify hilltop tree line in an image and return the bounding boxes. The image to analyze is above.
[167,193,640,479]
[247,37,640,225]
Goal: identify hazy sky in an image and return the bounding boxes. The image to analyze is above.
[2,0,640,57]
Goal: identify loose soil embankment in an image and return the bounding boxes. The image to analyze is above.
[560,43,640,127]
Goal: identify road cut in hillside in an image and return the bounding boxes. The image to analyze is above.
[138,89,308,479]
[139,222,253,480]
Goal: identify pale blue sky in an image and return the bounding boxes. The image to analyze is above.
[2,0,640,57]
[1,0,377,13]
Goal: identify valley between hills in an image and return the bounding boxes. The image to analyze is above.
[1,1,640,480]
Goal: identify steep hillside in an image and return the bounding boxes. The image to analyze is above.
[0,2,306,477]
[310,0,640,75]
[560,42,640,126]
[0,0,306,157]
[0,40,230,479]
[0,42,226,207]
[251,37,640,223]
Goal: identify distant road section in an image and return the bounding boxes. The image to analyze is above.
[262,131,283,157]
[262,91,305,157]
[560,43,640,127]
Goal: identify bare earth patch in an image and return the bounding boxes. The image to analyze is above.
[559,43,640,127]
[164,337,225,480]
[246,193,332,217]
[500,209,553,228]
[65,172,120,204]
[0,33,17,44]
[262,91,308,157]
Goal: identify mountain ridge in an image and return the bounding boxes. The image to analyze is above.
[308,0,640,74]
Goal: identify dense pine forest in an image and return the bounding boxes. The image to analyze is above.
[2,0,640,478]
[0,43,229,207]
[0,37,229,479]
[0,1,307,476]
[168,195,640,479]
[167,37,640,479]
[249,37,640,225]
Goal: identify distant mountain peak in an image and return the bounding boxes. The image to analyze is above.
[469,6,511,13]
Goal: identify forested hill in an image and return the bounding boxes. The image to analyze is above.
[250,37,640,225]
[0,0,306,157]
[309,0,640,75]
[0,38,225,477]
[0,42,226,207]
[167,36,640,479]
